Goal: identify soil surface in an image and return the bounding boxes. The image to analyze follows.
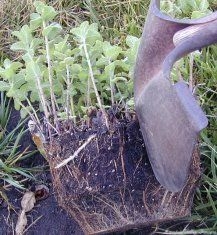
[0,107,201,235]
[0,188,83,235]
[0,108,84,235]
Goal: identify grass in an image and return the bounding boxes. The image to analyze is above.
[0,92,37,204]
[163,1,217,233]
[0,0,149,59]
[0,0,216,233]
[160,1,217,233]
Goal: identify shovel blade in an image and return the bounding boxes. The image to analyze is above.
[136,75,208,192]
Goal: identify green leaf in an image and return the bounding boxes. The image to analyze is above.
[0,81,10,91]
[34,1,57,21]
[12,73,26,90]
[26,61,42,79]
[3,59,22,71]
[4,177,25,189]
[10,42,26,51]
[11,168,33,179]
[63,57,74,65]
[78,70,88,80]
[12,25,33,49]
[111,76,127,83]
[42,23,62,39]
[31,38,43,50]
[188,0,197,9]
[124,36,140,66]
[54,51,68,61]
[13,99,21,110]
[0,59,23,80]
[71,22,102,45]
[86,23,103,45]
[198,0,209,11]
[126,98,134,107]
[20,108,29,118]
[191,10,207,19]
[103,41,122,60]
[114,60,129,71]
[22,52,34,62]
[34,1,46,14]
[96,57,109,67]
[30,13,43,30]
[54,35,71,59]
[126,35,140,48]
[30,91,40,103]
[71,21,89,42]
[70,64,82,74]
[105,62,115,76]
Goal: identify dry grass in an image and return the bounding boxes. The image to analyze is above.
[0,0,149,58]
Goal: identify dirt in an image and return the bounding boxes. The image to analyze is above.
[0,188,83,235]
[0,107,201,235]
[0,108,84,235]
[44,109,201,234]
[49,118,150,197]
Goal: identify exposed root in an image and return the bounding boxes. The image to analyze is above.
[43,113,201,234]
[55,134,96,169]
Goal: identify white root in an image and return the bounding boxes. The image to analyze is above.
[55,134,96,169]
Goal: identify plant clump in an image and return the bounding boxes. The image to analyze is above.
[45,108,201,234]
[0,1,139,139]
[0,0,216,234]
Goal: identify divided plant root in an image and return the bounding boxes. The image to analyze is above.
[43,111,201,235]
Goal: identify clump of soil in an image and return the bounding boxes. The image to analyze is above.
[44,109,201,235]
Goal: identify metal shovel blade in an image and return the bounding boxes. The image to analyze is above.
[136,75,208,192]
[134,0,217,192]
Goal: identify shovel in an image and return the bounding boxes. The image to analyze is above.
[134,0,217,192]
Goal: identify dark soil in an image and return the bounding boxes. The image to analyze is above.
[0,188,83,235]
[45,109,201,234]
[0,108,83,235]
[0,107,201,235]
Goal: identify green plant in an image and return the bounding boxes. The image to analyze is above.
[161,0,212,19]
[0,0,148,59]
[0,92,36,192]
[0,1,140,134]
[0,0,216,233]
[0,92,11,138]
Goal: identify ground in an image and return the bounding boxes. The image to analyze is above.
[0,108,84,234]
[0,107,201,235]
[0,187,83,235]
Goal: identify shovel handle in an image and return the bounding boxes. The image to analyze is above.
[163,20,217,79]
[134,0,217,101]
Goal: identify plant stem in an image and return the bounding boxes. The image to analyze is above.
[18,101,38,125]
[30,58,49,121]
[83,41,109,129]
[109,59,115,105]
[189,53,194,93]
[65,65,71,119]
[66,65,76,123]
[43,21,59,131]
[25,97,41,124]
[87,74,91,108]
